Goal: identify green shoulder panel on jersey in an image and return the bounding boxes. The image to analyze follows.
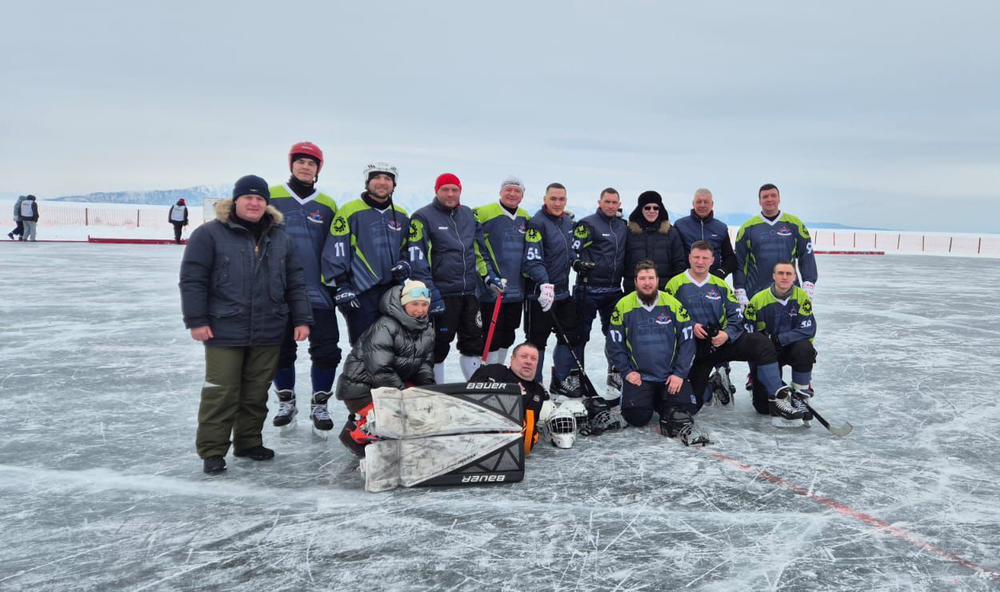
[612,291,690,324]
[780,213,812,239]
[474,202,530,224]
[315,193,337,212]
[658,291,691,323]
[734,215,766,242]
[268,185,338,212]
[663,272,691,296]
[793,286,814,316]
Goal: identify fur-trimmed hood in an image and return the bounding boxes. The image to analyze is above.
[628,219,673,235]
[214,198,284,225]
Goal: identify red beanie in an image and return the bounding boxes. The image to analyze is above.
[435,173,462,192]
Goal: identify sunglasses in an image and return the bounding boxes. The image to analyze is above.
[643,205,660,211]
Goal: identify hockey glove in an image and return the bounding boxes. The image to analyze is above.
[430,292,446,317]
[390,261,411,282]
[485,275,507,295]
[335,288,361,312]
[538,283,555,312]
[572,260,597,277]
[734,288,749,307]
[802,281,816,298]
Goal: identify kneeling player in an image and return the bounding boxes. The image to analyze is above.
[607,261,706,444]
[745,262,818,426]
[665,241,797,418]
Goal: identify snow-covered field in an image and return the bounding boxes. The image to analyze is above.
[1,245,998,591]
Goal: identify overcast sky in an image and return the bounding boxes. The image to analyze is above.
[3,1,998,232]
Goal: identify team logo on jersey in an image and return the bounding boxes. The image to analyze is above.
[308,210,325,224]
[610,309,623,325]
[525,228,541,243]
[516,223,527,234]
[705,289,721,301]
[332,216,348,235]
[800,300,813,316]
[655,313,672,325]
[386,220,404,232]
[573,225,589,239]
[776,226,793,237]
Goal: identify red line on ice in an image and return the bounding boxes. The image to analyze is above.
[703,449,1000,583]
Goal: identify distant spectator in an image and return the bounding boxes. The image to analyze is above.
[7,195,25,240]
[19,195,38,241]
[169,198,189,244]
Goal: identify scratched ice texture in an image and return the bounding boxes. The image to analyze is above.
[1,244,998,591]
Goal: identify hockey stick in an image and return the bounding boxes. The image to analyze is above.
[804,401,853,437]
[481,290,505,362]
[549,310,601,399]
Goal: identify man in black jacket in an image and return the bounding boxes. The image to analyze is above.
[471,342,549,455]
[623,191,686,292]
[179,175,313,474]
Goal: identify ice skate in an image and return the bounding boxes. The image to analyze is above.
[550,368,584,399]
[770,386,805,428]
[710,366,735,406]
[310,391,334,438]
[583,397,627,436]
[792,385,815,426]
[660,408,711,446]
[272,389,297,429]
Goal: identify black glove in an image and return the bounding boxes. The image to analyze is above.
[390,261,410,282]
[335,288,360,312]
[572,260,597,277]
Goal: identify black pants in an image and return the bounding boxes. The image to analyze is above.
[621,379,697,427]
[433,294,484,362]
[9,221,23,238]
[172,222,184,243]
[690,333,776,411]
[275,307,342,393]
[751,340,818,414]
[342,284,393,345]
[480,300,522,352]
[524,297,582,350]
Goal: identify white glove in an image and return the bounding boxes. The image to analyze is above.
[735,288,749,307]
[802,281,815,298]
[538,283,555,312]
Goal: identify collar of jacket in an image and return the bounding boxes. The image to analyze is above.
[432,198,460,213]
[690,208,715,222]
[361,191,394,211]
[214,199,284,232]
[595,209,620,223]
[628,220,672,235]
[542,206,569,221]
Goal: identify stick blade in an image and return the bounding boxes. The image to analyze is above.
[828,421,854,437]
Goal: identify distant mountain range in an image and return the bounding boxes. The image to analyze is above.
[47,186,864,230]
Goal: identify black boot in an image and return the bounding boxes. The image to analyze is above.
[203,456,226,474]
[234,446,275,460]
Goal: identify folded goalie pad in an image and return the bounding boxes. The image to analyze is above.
[367,382,523,439]
[361,431,525,492]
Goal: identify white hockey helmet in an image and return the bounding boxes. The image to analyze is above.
[364,161,398,185]
[546,404,578,449]
[559,399,588,425]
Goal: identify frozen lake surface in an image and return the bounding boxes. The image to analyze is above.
[1,244,998,591]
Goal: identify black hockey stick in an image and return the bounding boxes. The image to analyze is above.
[804,401,853,437]
[549,311,601,400]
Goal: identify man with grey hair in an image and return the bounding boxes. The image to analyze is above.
[475,177,548,364]
[674,188,736,279]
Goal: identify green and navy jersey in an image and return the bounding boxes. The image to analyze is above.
[321,193,409,296]
[474,202,544,303]
[744,285,816,346]
[269,184,338,310]
[405,199,481,299]
[607,291,696,382]
[734,211,817,297]
[525,207,576,302]
[664,271,745,343]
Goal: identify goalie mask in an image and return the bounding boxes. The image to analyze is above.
[545,403,582,449]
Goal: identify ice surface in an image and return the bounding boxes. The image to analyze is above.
[1,245,998,591]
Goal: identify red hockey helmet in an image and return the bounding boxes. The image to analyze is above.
[288,141,324,173]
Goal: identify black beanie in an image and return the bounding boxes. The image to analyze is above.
[637,190,663,209]
[232,175,271,203]
[629,190,669,226]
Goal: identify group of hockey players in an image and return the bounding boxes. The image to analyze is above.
[179,141,820,475]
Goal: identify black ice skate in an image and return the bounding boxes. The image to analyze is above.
[770,386,805,428]
[310,391,334,437]
[660,408,711,446]
[273,389,297,428]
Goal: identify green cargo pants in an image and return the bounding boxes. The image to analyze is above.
[196,345,280,459]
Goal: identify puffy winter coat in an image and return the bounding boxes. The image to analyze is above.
[623,209,686,293]
[12,196,25,222]
[179,200,313,347]
[19,198,39,222]
[335,284,436,401]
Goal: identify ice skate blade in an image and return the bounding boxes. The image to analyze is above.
[311,425,332,440]
[771,416,806,428]
[276,419,298,434]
